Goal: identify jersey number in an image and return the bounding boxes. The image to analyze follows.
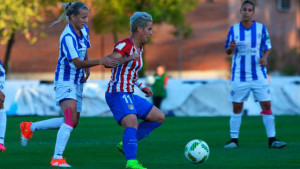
[122,94,133,104]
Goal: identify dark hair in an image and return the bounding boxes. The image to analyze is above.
[241,0,255,11]
[50,2,89,27]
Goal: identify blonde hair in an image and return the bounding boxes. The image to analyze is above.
[50,1,88,27]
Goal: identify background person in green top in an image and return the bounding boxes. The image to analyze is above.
[151,64,168,109]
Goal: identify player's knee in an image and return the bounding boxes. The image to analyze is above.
[157,112,165,124]
[63,107,75,127]
[261,102,271,110]
[260,109,273,115]
[233,106,243,114]
[233,102,243,113]
[72,119,79,128]
[121,115,138,128]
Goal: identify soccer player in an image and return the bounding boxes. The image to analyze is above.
[20,2,119,167]
[0,60,6,152]
[105,12,165,169]
[224,0,286,149]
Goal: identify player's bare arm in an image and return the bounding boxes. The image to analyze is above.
[226,41,236,55]
[105,51,139,68]
[259,49,271,66]
[83,53,90,82]
[72,55,119,69]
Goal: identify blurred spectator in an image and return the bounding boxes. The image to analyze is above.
[150,64,168,109]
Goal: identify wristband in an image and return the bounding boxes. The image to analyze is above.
[134,81,146,90]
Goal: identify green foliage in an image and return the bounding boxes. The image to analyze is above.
[92,0,131,39]
[91,0,198,75]
[0,0,45,44]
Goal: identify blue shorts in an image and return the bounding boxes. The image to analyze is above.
[105,92,153,124]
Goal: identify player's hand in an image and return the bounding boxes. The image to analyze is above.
[83,68,90,82]
[229,41,237,51]
[0,90,5,109]
[141,87,153,97]
[102,56,120,68]
[130,53,139,60]
[259,57,268,66]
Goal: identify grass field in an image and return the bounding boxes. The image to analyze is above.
[0,116,299,169]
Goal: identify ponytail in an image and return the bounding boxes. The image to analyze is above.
[50,1,88,27]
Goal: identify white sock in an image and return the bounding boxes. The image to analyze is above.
[230,113,242,139]
[53,123,73,159]
[262,115,276,138]
[0,109,6,144]
[31,117,64,132]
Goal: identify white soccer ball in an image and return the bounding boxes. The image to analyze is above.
[184,139,210,163]
[146,75,155,86]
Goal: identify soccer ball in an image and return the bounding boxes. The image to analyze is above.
[146,75,155,86]
[184,139,210,163]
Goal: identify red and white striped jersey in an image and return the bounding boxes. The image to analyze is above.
[107,38,144,93]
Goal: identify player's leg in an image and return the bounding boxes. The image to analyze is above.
[51,84,83,167]
[137,106,165,141]
[51,99,78,167]
[20,118,64,146]
[0,87,6,151]
[259,101,286,148]
[0,109,6,152]
[253,80,286,148]
[132,94,165,142]
[105,92,146,169]
[224,102,243,148]
[225,81,250,148]
[121,115,147,169]
[152,96,163,109]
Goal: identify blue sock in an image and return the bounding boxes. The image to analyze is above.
[137,121,161,141]
[123,127,137,160]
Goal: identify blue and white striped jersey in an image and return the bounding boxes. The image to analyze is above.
[0,60,5,91]
[54,24,91,85]
[0,60,5,83]
[225,21,272,82]
[0,60,5,78]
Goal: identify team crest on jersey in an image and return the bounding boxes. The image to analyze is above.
[116,42,126,50]
[127,104,134,110]
[231,90,235,96]
[258,33,261,38]
[267,89,270,94]
[235,35,239,40]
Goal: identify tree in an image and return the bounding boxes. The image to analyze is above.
[144,0,198,77]
[0,0,64,74]
[92,0,131,43]
[91,0,198,77]
[133,0,198,77]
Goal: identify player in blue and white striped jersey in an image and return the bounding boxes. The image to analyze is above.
[19,2,119,167]
[0,60,6,152]
[224,0,286,149]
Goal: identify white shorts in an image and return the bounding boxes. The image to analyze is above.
[54,83,83,113]
[229,79,271,103]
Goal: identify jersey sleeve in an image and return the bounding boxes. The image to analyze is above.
[63,35,79,61]
[224,26,234,49]
[262,25,272,50]
[113,41,131,57]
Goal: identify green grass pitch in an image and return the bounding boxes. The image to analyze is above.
[1,116,299,169]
